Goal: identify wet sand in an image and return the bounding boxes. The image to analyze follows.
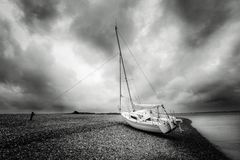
[0,114,230,160]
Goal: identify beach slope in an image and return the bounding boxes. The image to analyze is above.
[0,114,230,160]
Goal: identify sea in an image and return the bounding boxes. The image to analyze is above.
[182,112,240,160]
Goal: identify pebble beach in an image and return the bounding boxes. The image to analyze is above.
[0,114,230,160]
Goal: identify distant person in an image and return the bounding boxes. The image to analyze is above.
[29,112,35,121]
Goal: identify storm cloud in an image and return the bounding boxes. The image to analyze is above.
[163,0,233,47]
[148,0,240,111]
[17,0,60,33]
[0,17,68,112]
[70,0,138,55]
[0,0,240,113]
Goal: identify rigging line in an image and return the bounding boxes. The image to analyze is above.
[118,31,158,96]
[124,63,141,104]
[132,82,141,103]
[53,53,118,102]
[132,80,141,103]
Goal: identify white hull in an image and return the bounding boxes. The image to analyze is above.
[121,111,179,134]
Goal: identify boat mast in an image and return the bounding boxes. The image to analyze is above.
[115,25,135,111]
[116,25,122,112]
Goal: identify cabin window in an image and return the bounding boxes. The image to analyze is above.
[130,116,137,120]
[145,118,151,121]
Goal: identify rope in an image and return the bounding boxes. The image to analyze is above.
[53,53,117,102]
[128,78,141,103]
[118,31,158,96]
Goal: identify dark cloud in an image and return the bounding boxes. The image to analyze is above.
[0,0,141,113]
[155,41,240,111]
[182,81,240,111]
[205,85,240,107]
[0,96,69,112]
[163,0,231,47]
[70,0,139,55]
[0,21,52,96]
[1,0,240,113]
[191,37,240,110]
[0,19,67,112]
[17,0,59,33]
[0,20,22,83]
[136,0,239,112]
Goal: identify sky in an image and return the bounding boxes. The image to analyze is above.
[0,0,240,113]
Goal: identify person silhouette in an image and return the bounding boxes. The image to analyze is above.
[29,112,35,121]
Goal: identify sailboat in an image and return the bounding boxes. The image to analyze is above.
[115,25,183,134]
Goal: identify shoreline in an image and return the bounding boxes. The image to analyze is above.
[0,114,231,159]
[182,113,240,160]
